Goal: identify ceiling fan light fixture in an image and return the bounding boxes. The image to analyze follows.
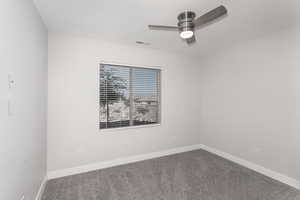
[180,30,194,39]
[148,5,228,44]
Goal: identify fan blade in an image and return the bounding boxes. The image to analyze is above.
[194,5,227,28]
[148,25,178,31]
[186,35,196,45]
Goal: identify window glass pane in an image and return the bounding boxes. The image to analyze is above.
[132,68,160,126]
[100,65,130,129]
[100,64,160,130]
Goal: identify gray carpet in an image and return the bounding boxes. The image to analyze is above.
[42,150,300,200]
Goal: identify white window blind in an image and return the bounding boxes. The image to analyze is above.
[100,64,161,129]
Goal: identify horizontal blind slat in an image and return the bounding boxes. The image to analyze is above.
[100,64,161,129]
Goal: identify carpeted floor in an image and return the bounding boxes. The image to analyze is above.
[42,149,300,200]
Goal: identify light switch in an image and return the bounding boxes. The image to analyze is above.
[8,74,15,116]
[8,74,15,89]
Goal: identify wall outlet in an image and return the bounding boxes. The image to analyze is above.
[20,195,25,200]
[8,99,15,116]
[250,147,261,154]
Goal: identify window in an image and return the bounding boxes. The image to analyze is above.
[100,63,161,129]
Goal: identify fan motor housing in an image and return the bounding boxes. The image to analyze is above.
[177,11,196,32]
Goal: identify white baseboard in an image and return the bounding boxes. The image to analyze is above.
[200,144,300,190]
[47,144,203,179]
[35,176,47,200]
[47,143,300,190]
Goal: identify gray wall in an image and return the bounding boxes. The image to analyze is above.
[47,33,200,172]
[0,0,47,199]
[197,27,300,180]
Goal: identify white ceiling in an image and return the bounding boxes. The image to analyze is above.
[33,0,299,57]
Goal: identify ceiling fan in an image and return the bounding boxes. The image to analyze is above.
[148,5,228,45]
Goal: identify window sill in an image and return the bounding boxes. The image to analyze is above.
[99,123,161,133]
